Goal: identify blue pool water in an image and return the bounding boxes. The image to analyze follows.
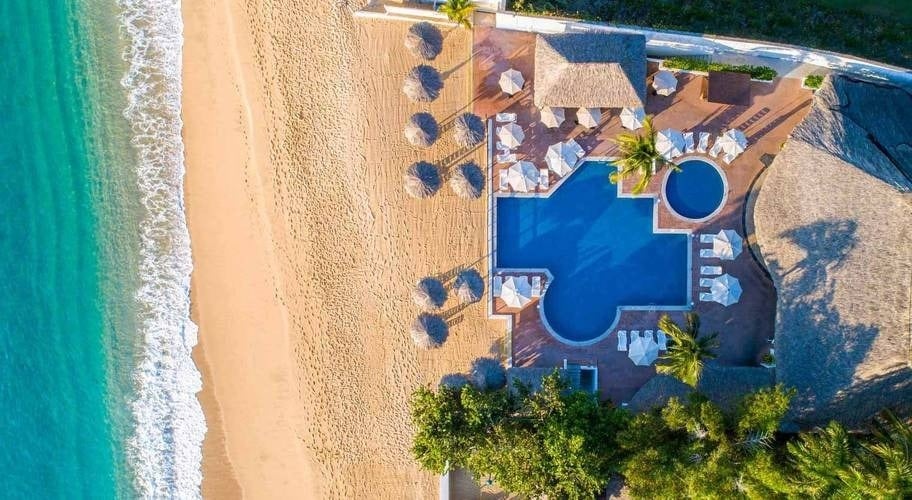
[664,159,725,220]
[496,161,689,343]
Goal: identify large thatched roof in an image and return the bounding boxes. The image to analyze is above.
[470,357,507,390]
[533,32,646,109]
[453,268,485,302]
[628,366,774,414]
[412,276,447,310]
[404,22,442,61]
[753,75,912,428]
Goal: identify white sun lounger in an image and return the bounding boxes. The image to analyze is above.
[644,330,654,342]
[496,140,513,152]
[700,248,717,258]
[539,169,550,189]
[700,278,715,287]
[495,112,516,123]
[617,330,628,351]
[657,330,668,350]
[699,234,716,244]
[498,172,509,192]
[699,292,714,302]
[722,152,736,164]
[684,132,695,153]
[630,330,640,341]
[531,276,542,297]
[709,140,723,158]
[701,265,722,276]
[492,275,503,296]
[495,152,517,164]
[697,132,710,153]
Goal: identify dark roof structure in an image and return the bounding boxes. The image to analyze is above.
[705,70,751,105]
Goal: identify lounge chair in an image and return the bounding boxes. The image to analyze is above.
[498,172,509,191]
[492,275,503,297]
[699,292,714,302]
[700,265,722,276]
[722,152,736,164]
[657,330,668,350]
[531,276,542,297]
[630,330,640,341]
[496,140,513,152]
[709,140,723,158]
[700,248,717,258]
[538,169,550,189]
[644,330,654,342]
[697,132,709,153]
[684,132,695,153]
[495,152,517,163]
[617,330,628,351]
[699,234,715,244]
[495,112,517,123]
[700,278,715,288]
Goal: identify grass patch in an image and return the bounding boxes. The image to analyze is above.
[663,56,777,80]
[508,0,912,68]
[803,74,824,89]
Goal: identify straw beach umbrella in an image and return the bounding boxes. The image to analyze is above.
[505,161,538,192]
[404,22,443,61]
[656,128,685,161]
[453,112,485,148]
[539,106,565,128]
[470,357,507,390]
[499,68,524,95]
[410,313,449,349]
[438,373,471,390]
[449,162,485,199]
[453,268,484,303]
[576,107,601,129]
[653,70,678,96]
[497,122,524,148]
[404,112,439,148]
[620,107,646,130]
[412,277,447,310]
[402,65,443,102]
[403,161,441,198]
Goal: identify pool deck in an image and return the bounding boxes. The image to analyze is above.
[474,20,814,403]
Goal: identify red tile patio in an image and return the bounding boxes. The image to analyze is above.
[474,24,814,403]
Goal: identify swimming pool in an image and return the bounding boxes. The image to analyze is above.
[496,161,690,344]
[663,158,726,221]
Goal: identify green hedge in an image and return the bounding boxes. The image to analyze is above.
[803,74,824,89]
[663,56,778,81]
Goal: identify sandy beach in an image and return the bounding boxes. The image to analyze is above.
[183,0,498,497]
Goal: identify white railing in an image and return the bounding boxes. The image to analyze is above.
[494,12,912,87]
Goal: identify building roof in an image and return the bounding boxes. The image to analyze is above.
[628,366,774,414]
[706,70,751,106]
[533,33,646,109]
[753,75,912,428]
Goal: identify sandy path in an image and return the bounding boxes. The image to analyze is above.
[185,0,501,497]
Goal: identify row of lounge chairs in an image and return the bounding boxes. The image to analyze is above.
[680,131,740,164]
[616,329,668,352]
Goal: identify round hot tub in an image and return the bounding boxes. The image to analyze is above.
[663,158,726,222]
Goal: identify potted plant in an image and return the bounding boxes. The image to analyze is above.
[760,351,776,368]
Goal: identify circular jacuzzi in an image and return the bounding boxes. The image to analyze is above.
[663,158,726,221]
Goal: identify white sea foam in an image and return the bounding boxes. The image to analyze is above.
[119,0,205,497]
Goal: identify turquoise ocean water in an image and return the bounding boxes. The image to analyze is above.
[0,1,203,497]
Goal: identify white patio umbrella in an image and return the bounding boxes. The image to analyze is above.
[710,274,742,306]
[653,70,678,96]
[576,107,601,129]
[628,335,659,366]
[712,229,743,260]
[499,68,524,95]
[656,128,685,161]
[540,106,565,128]
[717,129,747,156]
[620,107,646,130]
[505,161,538,192]
[500,276,532,308]
[545,142,578,177]
[497,122,524,148]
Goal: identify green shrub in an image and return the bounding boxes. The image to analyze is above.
[804,74,824,89]
[663,56,778,80]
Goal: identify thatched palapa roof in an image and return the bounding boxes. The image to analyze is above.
[410,313,449,349]
[453,112,485,148]
[403,161,441,198]
[404,112,439,148]
[753,75,912,428]
[453,268,485,302]
[402,65,443,102]
[404,22,443,61]
[470,357,507,390]
[533,32,646,109]
[412,277,447,310]
[449,163,485,199]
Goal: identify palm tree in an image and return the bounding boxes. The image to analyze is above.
[439,0,475,29]
[787,421,854,498]
[609,116,678,194]
[655,313,718,387]
[847,410,912,498]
